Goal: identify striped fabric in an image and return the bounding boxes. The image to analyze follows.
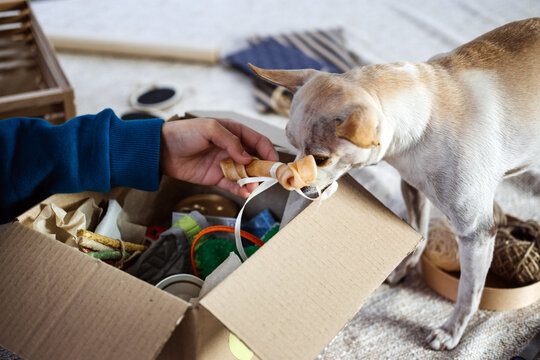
[224,28,365,116]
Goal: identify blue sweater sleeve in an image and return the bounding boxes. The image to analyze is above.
[0,109,164,224]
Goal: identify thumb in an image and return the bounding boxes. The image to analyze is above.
[208,120,252,164]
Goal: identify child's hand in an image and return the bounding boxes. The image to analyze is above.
[160,118,279,197]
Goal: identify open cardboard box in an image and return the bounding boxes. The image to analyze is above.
[0,112,421,360]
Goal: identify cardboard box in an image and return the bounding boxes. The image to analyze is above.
[0,112,421,359]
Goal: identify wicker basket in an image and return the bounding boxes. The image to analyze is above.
[0,0,75,123]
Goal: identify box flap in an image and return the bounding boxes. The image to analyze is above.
[185,110,294,153]
[0,222,189,360]
[200,175,421,360]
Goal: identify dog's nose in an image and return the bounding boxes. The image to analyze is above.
[312,155,330,167]
[300,186,319,198]
[300,183,333,199]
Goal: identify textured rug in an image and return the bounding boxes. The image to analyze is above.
[319,269,540,360]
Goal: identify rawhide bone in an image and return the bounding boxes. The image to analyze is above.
[220,155,317,190]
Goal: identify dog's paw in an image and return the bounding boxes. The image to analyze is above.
[386,267,407,285]
[426,327,459,350]
[386,256,417,285]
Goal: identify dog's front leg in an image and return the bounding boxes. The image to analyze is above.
[427,220,495,350]
[387,180,431,284]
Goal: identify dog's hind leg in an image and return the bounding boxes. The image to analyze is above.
[507,166,540,196]
[386,180,431,284]
[427,200,496,350]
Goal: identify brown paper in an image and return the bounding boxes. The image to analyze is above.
[32,197,102,243]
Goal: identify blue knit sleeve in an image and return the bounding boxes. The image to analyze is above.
[0,109,164,224]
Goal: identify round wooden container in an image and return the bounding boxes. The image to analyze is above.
[421,255,540,311]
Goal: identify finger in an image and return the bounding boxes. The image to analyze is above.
[217,119,279,161]
[245,182,258,192]
[206,120,252,164]
[217,178,250,198]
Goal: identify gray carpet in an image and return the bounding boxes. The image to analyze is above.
[319,269,539,360]
[0,349,20,360]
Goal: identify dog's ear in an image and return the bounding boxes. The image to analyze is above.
[335,107,380,148]
[248,64,317,93]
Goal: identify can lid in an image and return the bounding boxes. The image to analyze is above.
[155,274,204,302]
[130,83,182,111]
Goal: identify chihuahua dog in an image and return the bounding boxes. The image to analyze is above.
[249,18,540,350]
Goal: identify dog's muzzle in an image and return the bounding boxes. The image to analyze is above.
[300,184,332,198]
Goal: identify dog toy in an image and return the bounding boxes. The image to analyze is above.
[196,217,279,278]
[220,155,317,190]
[221,154,337,261]
[190,225,264,278]
[241,208,279,246]
[88,250,132,261]
[193,221,280,279]
[76,229,147,252]
[193,237,259,279]
[126,211,207,284]
[76,229,144,268]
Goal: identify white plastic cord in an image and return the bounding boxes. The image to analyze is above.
[233,162,338,261]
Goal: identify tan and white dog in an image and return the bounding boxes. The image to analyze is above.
[249,18,540,350]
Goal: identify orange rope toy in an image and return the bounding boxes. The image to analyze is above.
[190,225,264,278]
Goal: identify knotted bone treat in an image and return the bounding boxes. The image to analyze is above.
[220,155,317,190]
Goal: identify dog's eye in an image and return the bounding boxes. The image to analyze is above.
[334,118,344,124]
[313,155,330,167]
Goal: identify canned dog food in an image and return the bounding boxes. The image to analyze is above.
[155,274,204,302]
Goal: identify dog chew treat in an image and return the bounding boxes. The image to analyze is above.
[220,155,317,190]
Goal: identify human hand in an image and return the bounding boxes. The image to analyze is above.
[160,118,279,197]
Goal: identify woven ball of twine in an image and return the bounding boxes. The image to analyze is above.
[425,218,460,271]
[491,215,540,286]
